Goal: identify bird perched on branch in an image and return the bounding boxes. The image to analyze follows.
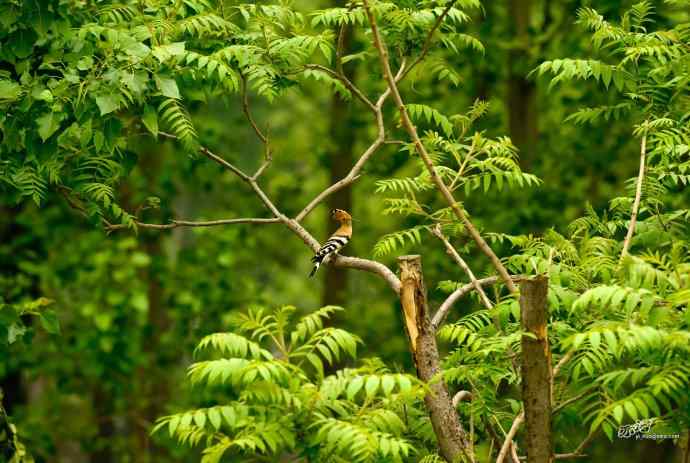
[309,209,352,277]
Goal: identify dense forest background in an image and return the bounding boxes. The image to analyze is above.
[1,0,689,461]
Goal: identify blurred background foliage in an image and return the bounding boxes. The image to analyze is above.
[0,0,688,461]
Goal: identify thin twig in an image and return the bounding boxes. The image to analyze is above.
[620,129,647,260]
[159,132,250,182]
[240,74,268,145]
[399,0,458,82]
[431,224,493,309]
[362,0,518,295]
[553,431,596,460]
[553,387,595,415]
[510,442,520,463]
[303,64,376,111]
[432,275,524,330]
[105,217,280,231]
[294,60,409,223]
[240,74,274,180]
[551,350,575,405]
[496,412,524,463]
[294,70,392,223]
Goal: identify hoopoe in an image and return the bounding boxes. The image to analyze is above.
[309,209,352,277]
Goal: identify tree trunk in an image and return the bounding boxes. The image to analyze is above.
[507,0,538,169]
[519,276,553,463]
[397,255,470,462]
[322,21,356,308]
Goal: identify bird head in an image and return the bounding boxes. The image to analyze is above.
[330,209,352,223]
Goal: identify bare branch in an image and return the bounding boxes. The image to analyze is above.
[552,350,575,379]
[552,431,596,460]
[240,74,269,145]
[159,132,251,182]
[510,442,520,463]
[304,64,376,112]
[239,74,274,180]
[105,217,280,232]
[620,129,647,260]
[431,224,493,309]
[551,349,576,405]
[496,411,524,463]
[295,83,388,223]
[432,275,524,330]
[452,390,473,407]
[362,0,518,295]
[553,387,594,415]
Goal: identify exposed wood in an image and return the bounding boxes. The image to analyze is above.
[398,255,470,462]
[520,276,553,463]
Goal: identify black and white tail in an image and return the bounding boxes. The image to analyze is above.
[309,235,349,277]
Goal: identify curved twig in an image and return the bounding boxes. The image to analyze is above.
[432,275,524,330]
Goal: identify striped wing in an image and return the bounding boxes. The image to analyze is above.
[309,235,350,277]
[312,235,349,262]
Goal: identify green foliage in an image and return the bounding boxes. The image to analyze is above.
[374,101,539,256]
[153,306,424,462]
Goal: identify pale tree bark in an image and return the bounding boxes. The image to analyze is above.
[519,276,553,463]
[620,131,647,260]
[398,255,471,462]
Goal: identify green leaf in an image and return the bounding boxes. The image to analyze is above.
[152,42,186,62]
[194,409,206,428]
[36,112,61,141]
[95,94,120,116]
[612,405,624,424]
[8,323,27,344]
[156,76,180,99]
[346,376,364,400]
[169,415,181,437]
[381,375,395,396]
[365,376,380,398]
[0,80,21,100]
[39,310,60,334]
[208,408,222,430]
[142,104,158,136]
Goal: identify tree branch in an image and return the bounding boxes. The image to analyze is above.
[240,74,269,146]
[553,387,594,415]
[159,132,251,182]
[295,72,392,223]
[304,64,376,112]
[362,0,518,295]
[432,275,524,330]
[399,0,457,82]
[452,390,473,407]
[139,132,402,293]
[105,217,280,231]
[620,129,647,260]
[496,412,524,463]
[431,224,493,309]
